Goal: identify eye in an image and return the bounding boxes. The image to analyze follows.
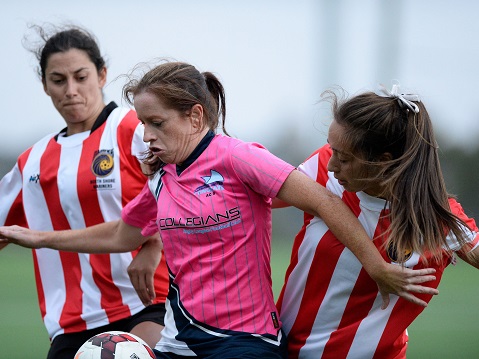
[50,78,65,84]
[152,121,164,128]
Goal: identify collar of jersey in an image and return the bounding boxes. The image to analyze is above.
[176,130,215,176]
[54,101,118,140]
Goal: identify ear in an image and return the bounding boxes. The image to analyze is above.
[98,67,107,88]
[42,79,50,96]
[189,104,204,130]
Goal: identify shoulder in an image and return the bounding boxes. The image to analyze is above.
[107,107,140,128]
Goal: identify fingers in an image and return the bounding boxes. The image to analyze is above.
[128,265,149,306]
[145,274,156,304]
[397,292,428,308]
[403,284,439,296]
[406,267,436,275]
[379,291,390,310]
[407,274,436,284]
[134,274,151,306]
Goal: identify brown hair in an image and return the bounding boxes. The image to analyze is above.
[323,88,470,264]
[123,61,228,173]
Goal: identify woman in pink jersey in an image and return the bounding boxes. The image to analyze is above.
[0,65,439,358]
[0,24,169,358]
[276,83,479,358]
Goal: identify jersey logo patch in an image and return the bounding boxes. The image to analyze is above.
[386,241,413,263]
[91,149,114,177]
[29,173,40,183]
[194,170,224,196]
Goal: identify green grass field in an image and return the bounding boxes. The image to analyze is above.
[1,241,478,358]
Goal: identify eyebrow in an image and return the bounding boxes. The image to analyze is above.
[48,67,90,76]
[326,139,350,156]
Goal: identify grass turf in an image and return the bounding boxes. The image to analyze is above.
[1,240,477,358]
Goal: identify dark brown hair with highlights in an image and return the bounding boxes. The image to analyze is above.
[323,88,470,264]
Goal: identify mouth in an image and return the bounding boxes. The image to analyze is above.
[149,146,164,157]
[334,175,347,186]
[63,102,83,107]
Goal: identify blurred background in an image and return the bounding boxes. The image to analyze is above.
[1,0,478,357]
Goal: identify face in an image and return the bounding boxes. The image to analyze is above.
[327,119,382,196]
[43,49,106,134]
[134,91,206,164]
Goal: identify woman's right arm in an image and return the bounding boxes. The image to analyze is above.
[0,219,147,253]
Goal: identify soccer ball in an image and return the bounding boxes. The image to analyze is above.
[74,331,156,359]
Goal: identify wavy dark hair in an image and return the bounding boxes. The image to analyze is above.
[23,23,106,83]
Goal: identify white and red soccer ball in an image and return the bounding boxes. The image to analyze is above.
[74,331,155,359]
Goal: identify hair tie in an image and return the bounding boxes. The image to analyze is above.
[376,82,420,114]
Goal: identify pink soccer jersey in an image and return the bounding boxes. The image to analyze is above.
[123,134,295,354]
[277,144,479,359]
[0,105,169,340]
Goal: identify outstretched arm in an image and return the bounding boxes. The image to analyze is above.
[0,220,147,253]
[276,169,438,308]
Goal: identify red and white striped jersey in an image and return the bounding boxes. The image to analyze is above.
[0,104,169,340]
[277,144,479,359]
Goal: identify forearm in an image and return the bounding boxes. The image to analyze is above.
[0,220,146,253]
[313,191,388,276]
[277,170,387,276]
[39,221,125,253]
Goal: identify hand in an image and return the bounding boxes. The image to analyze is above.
[127,234,162,306]
[0,225,43,249]
[372,263,438,309]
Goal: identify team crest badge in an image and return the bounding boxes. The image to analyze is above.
[91,149,115,177]
[386,241,413,263]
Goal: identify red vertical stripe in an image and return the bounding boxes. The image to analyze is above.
[77,122,131,322]
[41,139,86,333]
[116,110,147,205]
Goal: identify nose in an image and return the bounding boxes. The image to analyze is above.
[65,79,78,97]
[142,124,155,143]
[327,156,339,173]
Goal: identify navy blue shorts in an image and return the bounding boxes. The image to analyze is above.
[153,330,287,359]
[46,303,166,359]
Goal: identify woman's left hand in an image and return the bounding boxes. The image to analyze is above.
[128,234,163,306]
[373,263,438,309]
